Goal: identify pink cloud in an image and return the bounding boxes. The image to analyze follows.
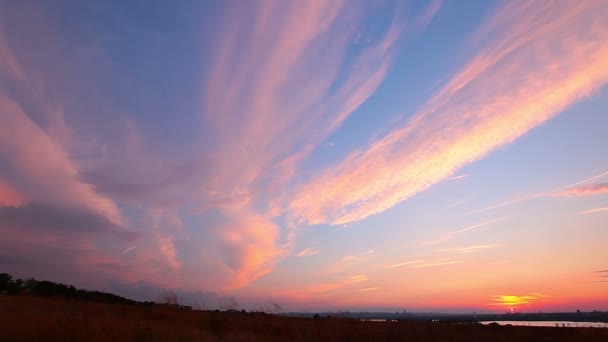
[0,178,25,207]
[289,0,608,226]
[580,206,608,215]
[158,235,181,272]
[296,248,320,257]
[0,26,123,225]
[196,1,432,287]
[217,208,283,289]
[555,183,608,197]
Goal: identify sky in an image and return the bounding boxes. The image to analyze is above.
[0,0,607,313]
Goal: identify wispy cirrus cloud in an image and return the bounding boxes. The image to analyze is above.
[469,169,608,214]
[384,260,425,269]
[119,245,137,256]
[413,259,463,268]
[420,217,506,247]
[0,0,438,291]
[289,0,608,226]
[439,244,498,254]
[198,1,440,288]
[580,207,608,215]
[296,248,320,257]
[555,183,608,197]
[343,248,375,261]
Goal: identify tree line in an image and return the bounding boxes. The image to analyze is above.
[0,272,156,307]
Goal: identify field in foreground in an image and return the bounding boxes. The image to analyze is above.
[1,296,607,341]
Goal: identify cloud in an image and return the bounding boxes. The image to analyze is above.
[555,183,608,197]
[0,91,123,225]
[0,0,438,291]
[217,209,282,289]
[420,217,506,247]
[343,248,375,261]
[413,260,463,268]
[0,203,138,241]
[444,174,469,182]
[289,0,608,226]
[359,287,380,292]
[0,178,24,207]
[385,260,425,269]
[469,170,608,214]
[157,235,180,271]
[445,194,477,209]
[439,244,498,253]
[195,1,433,287]
[296,248,320,257]
[580,206,608,215]
[563,170,608,189]
[0,11,124,225]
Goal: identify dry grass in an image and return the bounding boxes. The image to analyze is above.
[1,295,606,341]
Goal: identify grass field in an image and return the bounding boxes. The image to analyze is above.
[1,295,607,341]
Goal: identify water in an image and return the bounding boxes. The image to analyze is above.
[480,321,608,328]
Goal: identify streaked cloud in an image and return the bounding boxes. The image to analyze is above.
[385,260,425,269]
[413,260,463,268]
[359,287,380,292]
[564,170,608,189]
[289,0,608,226]
[119,245,137,256]
[555,183,608,197]
[197,0,429,287]
[421,217,506,247]
[296,248,320,257]
[580,206,608,215]
[445,194,477,209]
[444,174,469,182]
[439,244,498,254]
[343,248,375,261]
[470,169,608,214]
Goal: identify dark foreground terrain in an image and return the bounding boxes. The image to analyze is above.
[1,296,607,341]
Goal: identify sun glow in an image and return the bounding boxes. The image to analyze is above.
[491,294,550,311]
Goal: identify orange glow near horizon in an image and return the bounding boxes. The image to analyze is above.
[490,294,550,311]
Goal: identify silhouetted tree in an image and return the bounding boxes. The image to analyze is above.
[158,290,179,305]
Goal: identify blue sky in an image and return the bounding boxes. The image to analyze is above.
[0,0,607,312]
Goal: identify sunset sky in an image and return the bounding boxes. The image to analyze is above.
[1,0,607,313]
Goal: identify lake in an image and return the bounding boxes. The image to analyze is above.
[480,321,608,328]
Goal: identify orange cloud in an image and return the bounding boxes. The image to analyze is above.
[219,209,282,289]
[289,0,608,226]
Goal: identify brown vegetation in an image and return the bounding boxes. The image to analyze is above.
[1,295,607,341]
